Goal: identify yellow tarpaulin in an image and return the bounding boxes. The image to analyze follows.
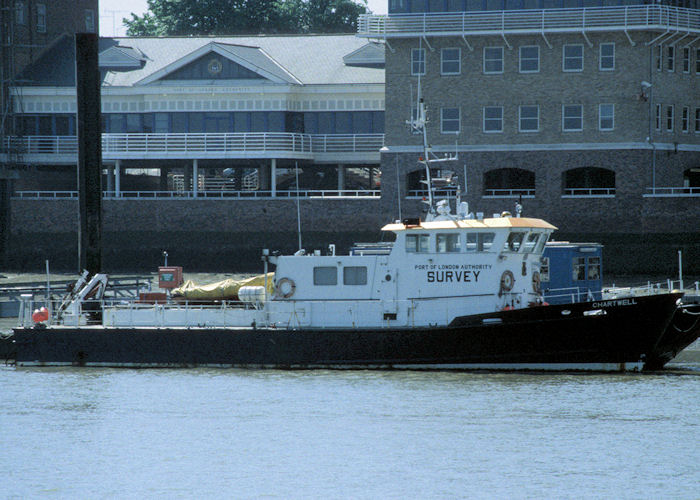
[172,273,275,300]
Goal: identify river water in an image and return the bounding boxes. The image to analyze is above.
[1,366,699,499]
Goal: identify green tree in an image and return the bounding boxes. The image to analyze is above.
[124,0,369,36]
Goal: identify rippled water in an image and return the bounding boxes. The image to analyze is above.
[1,367,699,499]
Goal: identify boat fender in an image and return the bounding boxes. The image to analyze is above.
[532,271,541,293]
[275,277,296,299]
[500,270,515,295]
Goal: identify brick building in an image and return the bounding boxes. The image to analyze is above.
[358,0,700,268]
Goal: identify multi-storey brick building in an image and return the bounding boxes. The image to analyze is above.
[358,1,699,272]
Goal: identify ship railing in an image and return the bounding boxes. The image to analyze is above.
[644,186,700,197]
[12,189,381,199]
[544,287,603,304]
[357,4,700,38]
[603,280,700,299]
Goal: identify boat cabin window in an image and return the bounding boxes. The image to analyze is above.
[587,257,601,280]
[540,257,550,282]
[313,266,337,286]
[573,257,586,281]
[466,232,495,252]
[504,232,525,252]
[436,233,460,253]
[535,233,549,254]
[343,266,368,285]
[522,233,540,253]
[406,234,429,253]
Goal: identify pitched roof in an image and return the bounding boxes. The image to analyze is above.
[17,34,384,88]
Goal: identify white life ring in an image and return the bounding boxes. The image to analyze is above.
[275,277,296,299]
[500,270,515,294]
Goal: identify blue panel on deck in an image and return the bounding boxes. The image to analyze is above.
[542,242,603,305]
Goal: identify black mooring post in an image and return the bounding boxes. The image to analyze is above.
[75,33,102,274]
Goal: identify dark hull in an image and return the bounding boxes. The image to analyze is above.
[646,303,700,370]
[12,293,682,371]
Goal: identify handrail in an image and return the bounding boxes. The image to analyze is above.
[644,186,700,196]
[2,133,385,156]
[13,189,381,200]
[357,5,700,38]
[562,187,616,197]
[483,188,536,197]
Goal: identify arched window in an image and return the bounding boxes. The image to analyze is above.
[683,168,700,194]
[483,168,535,197]
[406,168,460,198]
[562,167,615,197]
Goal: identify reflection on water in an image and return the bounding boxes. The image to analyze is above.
[1,367,699,498]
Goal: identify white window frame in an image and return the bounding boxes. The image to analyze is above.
[655,104,661,131]
[599,104,614,131]
[695,108,700,133]
[667,46,675,72]
[562,104,583,132]
[683,47,690,73]
[483,46,503,74]
[36,3,46,33]
[411,48,426,76]
[518,105,539,132]
[563,44,584,72]
[666,105,674,132]
[441,47,461,75]
[519,45,539,73]
[483,106,503,133]
[85,9,95,32]
[682,106,689,133]
[599,43,615,71]
[440,107,460,134]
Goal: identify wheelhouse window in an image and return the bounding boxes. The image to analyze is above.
[411,48,426,76]
[483,47,503,74]
[563,44,583,72]
[519,105,539,132]
[522,233,541,253]
[599,43,615,71]
[436,234,460,253]
[519,46,539,73]
[343,266,367,286]
[441,48,461,75]
[406,234,429,253]
[504,232,525,252]
[466,233,495,252]
[313,267,337,286]
[562,105,583,132]
[599,104,614,131]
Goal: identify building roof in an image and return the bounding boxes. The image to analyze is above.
[18,34,384,88]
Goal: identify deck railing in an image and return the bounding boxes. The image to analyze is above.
[357,4,700,37]
[2,133,385,157]
[13,189,381,200]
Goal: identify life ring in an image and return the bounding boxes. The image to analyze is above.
[500,270,515,294]
[532,271,541,293]
[275,277,296,299]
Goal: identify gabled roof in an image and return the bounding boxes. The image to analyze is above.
[343,42,385,67]
[137,41,301,85]
[99,45,147,69]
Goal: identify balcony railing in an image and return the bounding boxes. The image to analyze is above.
[562,187,616,197]
[483,188,536,198]
[357,4,700,38]
[2,133,385,158]
[12,189,381,200]
[644,186,700,197]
